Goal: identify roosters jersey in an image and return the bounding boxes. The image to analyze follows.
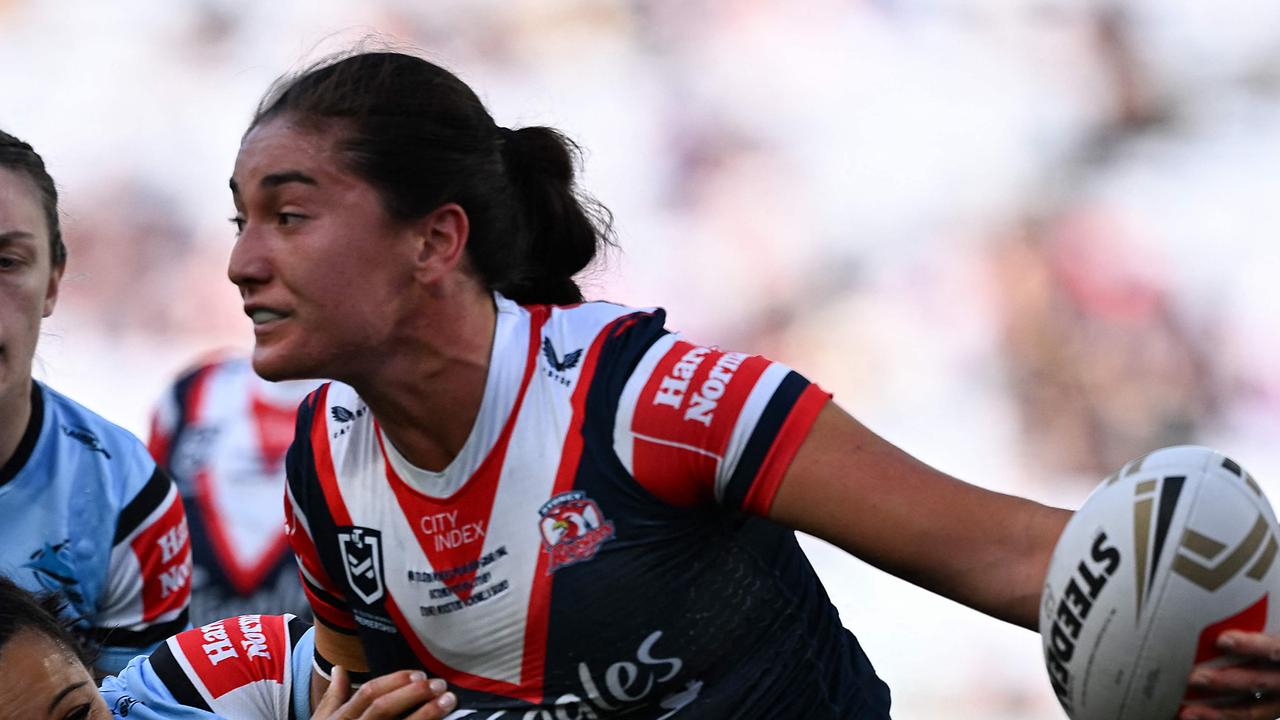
[149,356,316,626]
[287,295,891,718]
[100,614,314,719]
[0,381,192,674]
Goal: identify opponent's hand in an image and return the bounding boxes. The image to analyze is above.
[1179,631,1280,720]
[311,665,458,720]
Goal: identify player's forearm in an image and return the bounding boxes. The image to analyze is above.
[935,497,1071,630]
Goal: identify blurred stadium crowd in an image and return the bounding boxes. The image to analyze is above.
[2,0,1278,717]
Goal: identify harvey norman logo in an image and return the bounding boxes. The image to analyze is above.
[651,346,748,426]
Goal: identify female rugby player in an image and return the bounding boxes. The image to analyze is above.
[0,131,190,675]
[227,51,1280,719]
[0,576,455,719]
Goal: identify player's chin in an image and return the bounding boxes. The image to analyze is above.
[250,343,317,383]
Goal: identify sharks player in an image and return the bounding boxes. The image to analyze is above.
[0,576,457,720]
[149,354,318,626]
[0,130,192,674]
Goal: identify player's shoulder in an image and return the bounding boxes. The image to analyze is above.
[37,381,156,478]
[301,380,364,428]
[539,298,669,360]
[286,381,367,476]
[542,298,663,331]
[102,614,313,720]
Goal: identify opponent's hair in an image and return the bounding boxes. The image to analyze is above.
[250,51,613,305]
[0,576,92,668]
[0,130,67,268]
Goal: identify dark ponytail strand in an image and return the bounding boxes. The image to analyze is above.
[496,126,613,305]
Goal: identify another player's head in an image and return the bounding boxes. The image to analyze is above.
[0,576,108,719]
[227,50,612,382]
[0,130,65,407]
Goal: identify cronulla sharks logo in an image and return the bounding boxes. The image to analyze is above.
[337,527,385,604]
[24,540,85,605]
[539,491,615,574]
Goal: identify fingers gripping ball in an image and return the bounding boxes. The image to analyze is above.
[1040,446,1280,719]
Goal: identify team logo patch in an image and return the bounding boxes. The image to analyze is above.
[337,527,385,604]
[112,695,140,716]
[542,337,583,372]
[539,491,615,574]
[63,425,111,458]
[24,540,85,605]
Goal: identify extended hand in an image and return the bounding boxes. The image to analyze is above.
[311,665,458,720]
[1180,631,1280,720]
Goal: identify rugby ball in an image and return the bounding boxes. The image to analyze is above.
[1040,446,1280,719]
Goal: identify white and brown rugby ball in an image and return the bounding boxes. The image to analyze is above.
[1040,446,1280,719]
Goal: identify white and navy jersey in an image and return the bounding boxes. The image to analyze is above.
[286,295,891,719]
[0,381,192,674]
[100,614,314,720]
[149,356,315,626]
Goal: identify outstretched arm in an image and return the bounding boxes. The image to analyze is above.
[768,401,1070,630]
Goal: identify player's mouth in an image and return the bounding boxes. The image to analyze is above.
[245,306,291,333]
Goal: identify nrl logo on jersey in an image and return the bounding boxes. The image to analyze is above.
[337,526,386,604]
[538,491,615,574]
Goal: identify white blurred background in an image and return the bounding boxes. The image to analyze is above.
[4,0,1279,717]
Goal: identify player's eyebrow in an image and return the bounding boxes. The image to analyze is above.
[229,171,319,196]
[0,230,35,242]
[48,681,87,713]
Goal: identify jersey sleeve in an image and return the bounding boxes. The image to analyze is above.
[613,332,831,516]
[94,466,194,673]
[285,388,357,637]
[99,614,314,720]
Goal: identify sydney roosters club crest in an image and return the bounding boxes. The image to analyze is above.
[539,491,615,574]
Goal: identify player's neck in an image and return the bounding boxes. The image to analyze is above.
[0,380,35,482]
[354,288,498,473]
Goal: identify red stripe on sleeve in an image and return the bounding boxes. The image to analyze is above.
[131,490,193,622]
[301,580,357,632]
[698,354,770,455]
[741,385,831,517]
[174,615,289,699]
[629,344,776,507]
[630,437,717,506]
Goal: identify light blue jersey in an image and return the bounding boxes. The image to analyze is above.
[100,615,314,719]
[0,381,192,673]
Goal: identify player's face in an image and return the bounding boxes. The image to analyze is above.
[0,630,111,720]
[0,168,61,407]
[228,116,420,382]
